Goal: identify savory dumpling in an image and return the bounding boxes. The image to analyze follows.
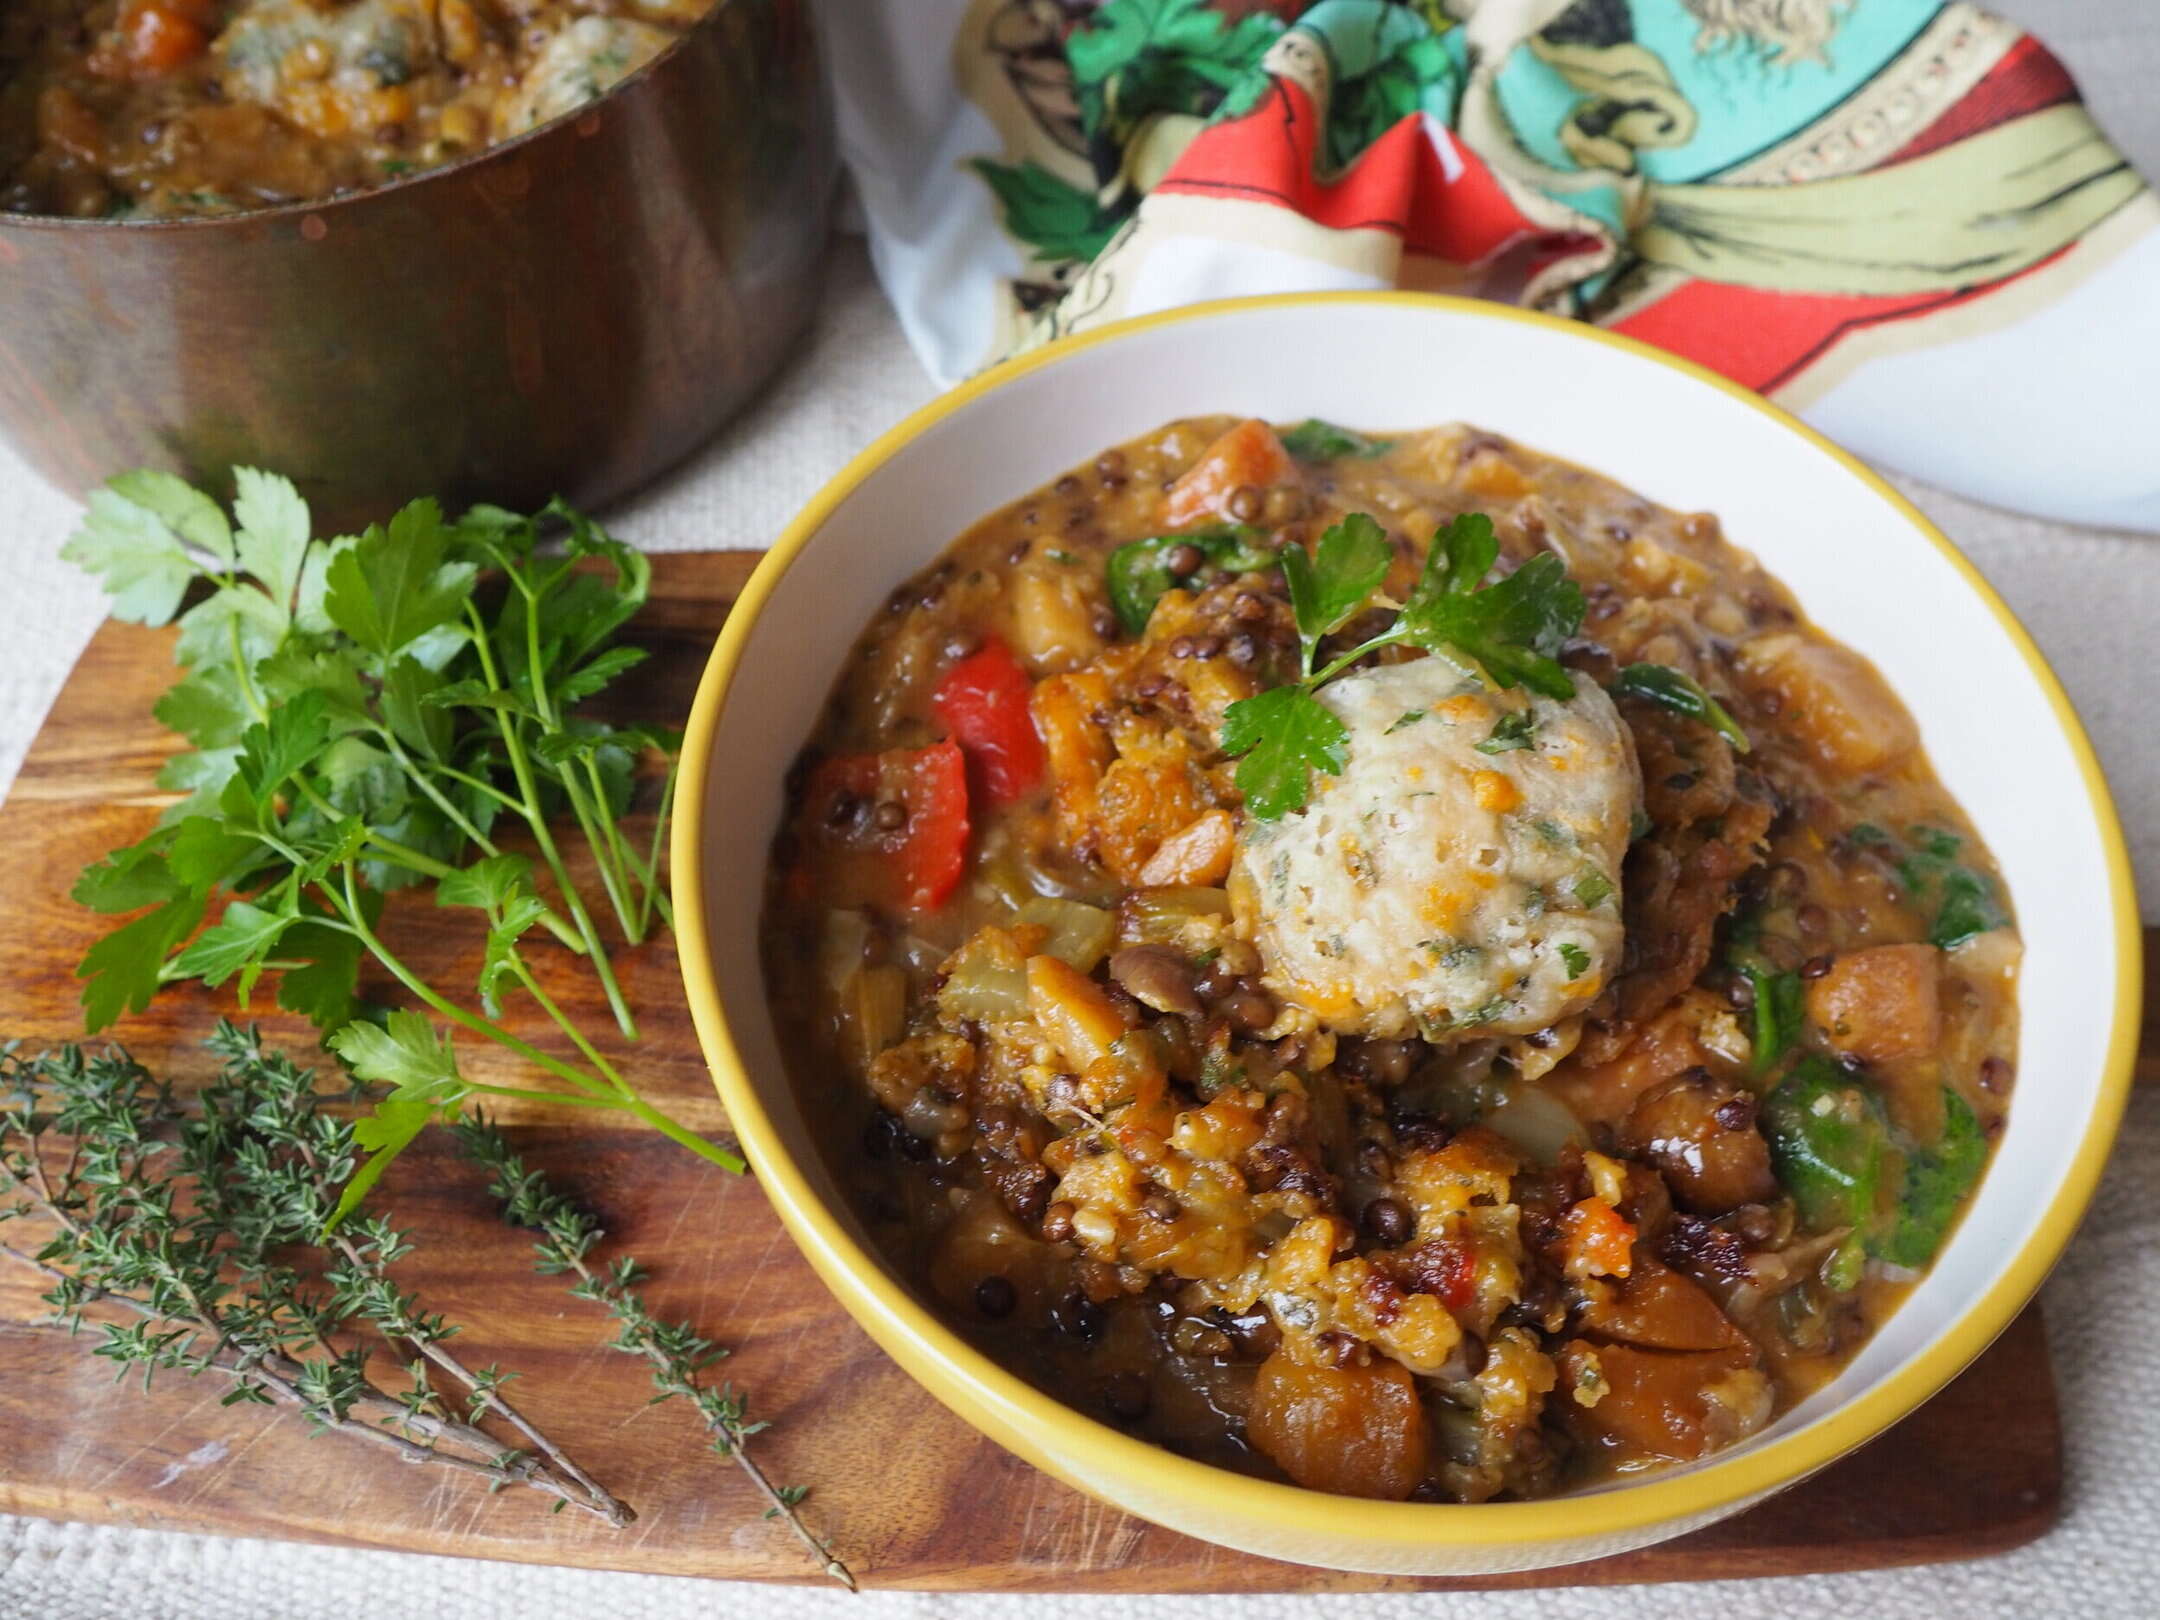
[1230,657,1639,1041]
[217,1,437,106]
[491,16,679,139]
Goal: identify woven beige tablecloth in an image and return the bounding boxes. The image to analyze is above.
[3,5,2155,1612]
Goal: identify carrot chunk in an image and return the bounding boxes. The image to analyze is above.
[94,2,212,80]
[1164,420,1293,529]
[1135,808,1235,888]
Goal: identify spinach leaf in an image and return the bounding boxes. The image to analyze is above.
[1280,419,1394,461]
[1763,1056,1890,1232]
[1873,1089,1987,1266]
[1746,963,1804,1075]
[1104,526,1276,637]
[1608,663,1749,751]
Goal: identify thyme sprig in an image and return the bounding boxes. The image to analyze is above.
[457,1114,855,1588]
[0,1025,630,1523]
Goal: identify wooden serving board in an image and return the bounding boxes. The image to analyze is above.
[0,550,2130,1591]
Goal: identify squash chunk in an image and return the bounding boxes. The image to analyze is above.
[1010,559,1106,674]
[1806,943,1942,1063]
[1737,634,1916,773]
[1556,1342,1770,1462]
[1248,1351,1428,1500]
[1577,1261,1750,1355]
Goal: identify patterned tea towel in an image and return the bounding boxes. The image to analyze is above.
[814,0,2159,531]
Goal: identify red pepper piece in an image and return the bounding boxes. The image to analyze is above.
[799,740,970,912]
[1400,1238,1476,1313]
[933,638,1045,805]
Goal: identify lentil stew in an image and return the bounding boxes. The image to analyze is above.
[0,0,708,218]
[761,417,2020,1501]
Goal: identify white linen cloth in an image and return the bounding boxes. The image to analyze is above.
[3,3,2156,1610]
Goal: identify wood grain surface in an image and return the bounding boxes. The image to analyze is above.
[0,552,2117,1591]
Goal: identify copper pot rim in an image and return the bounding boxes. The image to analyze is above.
[0,0,747,236]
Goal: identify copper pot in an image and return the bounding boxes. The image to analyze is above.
[0,0,836,532]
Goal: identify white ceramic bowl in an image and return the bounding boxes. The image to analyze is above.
[675,295,2140,1576]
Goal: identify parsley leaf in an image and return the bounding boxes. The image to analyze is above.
[231,468,312,614]
[1282,513,1393,674]
[329,1008,465,1101]
[1280,419,1394,461]
[552,645,648,707]
[78,893,208,1032]
[1557,942,1590,980]
[166,816,263,891]
[1218,508,1591,819]
[277,913,370,1031]
[156,745,244,825]
[324,1010,476,1220]
[173,584,286,671]
[107,469,234,562]
[379,656,453,761]
[232,688,333,811]
[323,499,476,661]
[60,487,202,625]
[1397,515,1581,699]
[1610,663,1750,752]
[1474,711,1537,755]
[169,898,297,1000]
[330,1096,437,1227]
[154,665,252,750]
[1572,869,1614,909]
[73,828,183,915]
[1221,685,1348,820]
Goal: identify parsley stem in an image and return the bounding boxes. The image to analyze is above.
[331,866,613,1102]
[635,763,678,938]
[523,588,555,728]
[416,758,525,814]
[228,619,270,726]
[1308,627,1409,690]
[461,1082,620,1109]
[506,726,636,1036]
[463,601,637,1041]
[505,952,633,1102]
[283,777,463,885]
[366,727,583,953]
[611,1097,743,1174]
[371,727,503,855]
[574,754,644,944]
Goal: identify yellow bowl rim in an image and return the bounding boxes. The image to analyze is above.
[671,290,2141,1552]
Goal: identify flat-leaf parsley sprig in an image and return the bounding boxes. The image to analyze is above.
[1221,511,1585,819]
[63,470,741,1208]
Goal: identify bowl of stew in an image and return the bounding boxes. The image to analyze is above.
[673,295,2139,1576]
[0,0,835,531]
